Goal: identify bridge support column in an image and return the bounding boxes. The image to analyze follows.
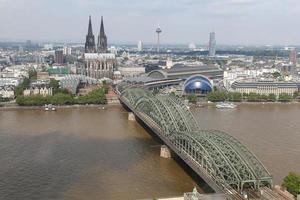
[128,112,136,121]
[160,145,174,158]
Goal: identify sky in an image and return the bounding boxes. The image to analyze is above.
[0,0,300,45]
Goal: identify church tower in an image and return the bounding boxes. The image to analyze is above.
[97,16,108,53]
[85,16,96,53]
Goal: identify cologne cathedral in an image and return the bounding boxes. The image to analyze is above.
[82,16,116,79]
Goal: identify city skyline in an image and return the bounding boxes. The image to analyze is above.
[0,0,300,45]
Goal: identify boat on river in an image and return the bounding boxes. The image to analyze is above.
[216,102,237,109]
[44,104,56,111]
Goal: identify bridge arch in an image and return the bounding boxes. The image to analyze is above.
[147,70,168,79]
[134,95,178,135]
[170,132,241,190]
[119,87,273,193]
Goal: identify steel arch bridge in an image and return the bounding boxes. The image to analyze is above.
[119,87,273,195]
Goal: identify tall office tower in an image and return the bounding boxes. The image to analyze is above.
[26,40,32,49]
[208,32,216,57]
[55,50,64,64]
[97,16,108,53]
[85,16,96,53]
[137,41,143,52]
[156,25,162,53]
[289,48,297,66]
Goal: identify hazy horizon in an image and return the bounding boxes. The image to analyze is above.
[0,0,300,46]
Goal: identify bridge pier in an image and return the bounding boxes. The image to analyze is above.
[128,112,136,121]
[160,145,174,158]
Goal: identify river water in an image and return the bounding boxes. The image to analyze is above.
[0,104,299,199]
[192,103,300,185]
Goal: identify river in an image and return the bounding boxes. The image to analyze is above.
[0,104,299,199]
[192,103,300,185]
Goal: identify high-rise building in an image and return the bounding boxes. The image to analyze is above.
[85,16,96,53]
[63,46,72,55]
[208,32,216,57]
[25,40,32,49]
[137,41,143,52]
[55,50,64,64]
[156,25,162,53]
[97,16,108,53]
[289,48,297,66]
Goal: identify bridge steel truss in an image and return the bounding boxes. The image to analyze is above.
[120,87,273,194]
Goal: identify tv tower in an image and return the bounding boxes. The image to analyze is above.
[156,25,162,53]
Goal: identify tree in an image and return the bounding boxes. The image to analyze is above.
[242,93,249,101]
[261,94,269,102]
[14,77,30,97]
[228,92,242,102]
[293,91,299,99]
[15,86,25,97]
[247,93,261,102]
[207,91,227,102]
[186,93,197,104]
[49,93,74,105]
[22,78,30,88]
[102,80,109,94]
[278,93,292,102]
[282,172,300,197]
[49,79,60,94]
[268,94,277,102]
[28,69,37,80]
[16,95,49,106]
[76,88,106,105]
[272,71,281,79]
[213,86,218,91]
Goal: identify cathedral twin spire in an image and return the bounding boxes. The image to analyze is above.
[85,15,108,53]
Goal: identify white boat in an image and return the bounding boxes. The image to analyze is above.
[44,104,57,111]
[216,102,237,109]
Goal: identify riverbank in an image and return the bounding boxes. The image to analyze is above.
[0,104,111,111]
[190,100,300,107]
[1,100,299,111]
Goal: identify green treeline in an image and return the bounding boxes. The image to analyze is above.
[15,78,30,97]
[282,172,300,197]
[206,91,297,102]
[16,88,107,106]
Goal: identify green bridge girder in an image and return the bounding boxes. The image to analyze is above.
[120,87,273,193]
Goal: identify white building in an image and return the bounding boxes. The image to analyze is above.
[63,46,72,55]
[1,65,30,78]
[0,78,20,87]
[223,67,279,90]
[23,86,53,97]
[137,41,143,52]
[231,81,298,96]
[0,86,15,99]
[118,66,145,78]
